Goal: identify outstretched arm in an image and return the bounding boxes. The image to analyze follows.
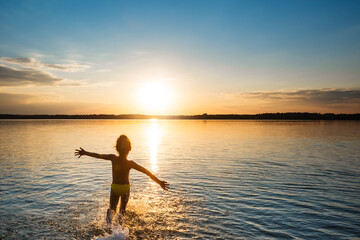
[74,147,115,161]
[131,161,169,190]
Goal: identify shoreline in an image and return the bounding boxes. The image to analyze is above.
[1,113,360,120]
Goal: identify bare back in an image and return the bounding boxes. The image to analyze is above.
[111,156,132,184]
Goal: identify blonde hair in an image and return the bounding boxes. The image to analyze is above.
[116,135,132,155]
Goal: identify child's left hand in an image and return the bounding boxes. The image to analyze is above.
[159,181,170,190]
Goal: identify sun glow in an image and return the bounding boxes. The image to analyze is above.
[137,82,173,114]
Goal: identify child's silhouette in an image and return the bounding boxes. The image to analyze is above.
[75,135,169,225]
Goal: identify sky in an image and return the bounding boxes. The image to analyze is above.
[0,0,359,114]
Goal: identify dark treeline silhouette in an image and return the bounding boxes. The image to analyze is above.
[1,112,360,120]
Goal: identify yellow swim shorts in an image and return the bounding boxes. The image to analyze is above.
[111,183,130,196]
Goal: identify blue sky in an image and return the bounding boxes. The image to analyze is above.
[0,0,359,114]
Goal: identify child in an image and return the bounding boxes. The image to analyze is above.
[74,135,169,224]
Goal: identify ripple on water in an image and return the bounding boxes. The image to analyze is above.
[1,120,360,239]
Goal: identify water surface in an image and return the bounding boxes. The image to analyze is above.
[0,119,359,239]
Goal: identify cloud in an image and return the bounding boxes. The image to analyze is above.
[244,89,360,106]
[0,57,89,72]
[0,92,38,105]
[0,64,63,86]
[95,69,111,73]
[212,88,360,114]
[0,92,117,114]
[56,79,85,86]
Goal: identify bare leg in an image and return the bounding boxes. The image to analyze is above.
[119,190,130,215]
[107,188,119,225]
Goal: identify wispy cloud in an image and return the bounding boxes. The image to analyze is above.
[243,89,360,106]
[95,69,111,73]
[213,88,360,113]
[0,92,38,105]
[0,56,89,86]
[0,92,118,114]
[0,64,62,86]
[0,57,89,72]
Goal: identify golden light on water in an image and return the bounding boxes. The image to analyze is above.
[147,119,161,173]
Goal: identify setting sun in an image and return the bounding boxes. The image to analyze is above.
[137,82,173,114]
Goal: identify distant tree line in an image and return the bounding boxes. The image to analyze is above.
[0,112,359,120]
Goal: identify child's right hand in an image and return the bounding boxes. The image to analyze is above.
[74,147,86,158]
[159,180,170,191]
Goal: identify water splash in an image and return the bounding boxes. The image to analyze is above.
[93,225,128,240]
[41,185,197,239]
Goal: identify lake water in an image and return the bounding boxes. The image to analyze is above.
[0,119,360,239]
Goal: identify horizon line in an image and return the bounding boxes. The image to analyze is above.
[1,112,359,120]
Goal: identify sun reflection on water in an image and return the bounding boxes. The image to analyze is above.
[147,119,161,173]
